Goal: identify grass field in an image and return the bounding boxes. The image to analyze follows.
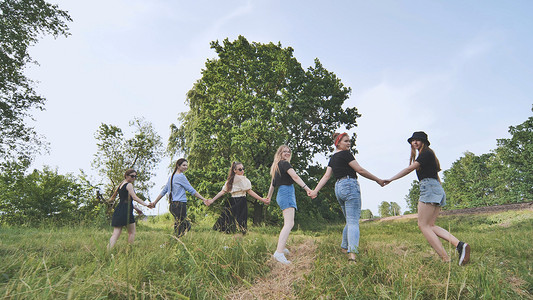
[1,209,532,299]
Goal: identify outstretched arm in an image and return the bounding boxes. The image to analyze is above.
[193,192,208,203]
[126,184,149,206]
[349,159,385,186]
[266,179,275,200]
[387,161,420,183]
[287,168,312,194]
[207,189,227,206]
[247,189,270,205]
[310,167,333,198]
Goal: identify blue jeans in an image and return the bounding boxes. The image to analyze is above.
[335,178,362,254]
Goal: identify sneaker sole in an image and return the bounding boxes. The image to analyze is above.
[459,243,471,266]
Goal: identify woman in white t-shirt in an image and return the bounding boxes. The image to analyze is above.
[207,162,270,234]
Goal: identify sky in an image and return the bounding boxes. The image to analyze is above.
[26,0,533,216]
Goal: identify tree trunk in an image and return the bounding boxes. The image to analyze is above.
[252,200,263,225]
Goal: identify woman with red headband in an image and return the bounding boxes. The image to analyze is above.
[309,132,385,263]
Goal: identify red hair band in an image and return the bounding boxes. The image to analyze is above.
[334,132,348,147]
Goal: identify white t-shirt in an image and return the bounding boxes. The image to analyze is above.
[223,175,252,197]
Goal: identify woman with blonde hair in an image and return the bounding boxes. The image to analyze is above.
[266,145,313,265]
[385,131,470,265]
[309,133,385,262]
[108,169,151,249]
[207,162,270,234]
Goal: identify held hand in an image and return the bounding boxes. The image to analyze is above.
[375,179,385,187]
[203,199,210,206]
[382,179,392,186]
[262,198,270,205]
[307,190,318,199]
[147,202,155,209]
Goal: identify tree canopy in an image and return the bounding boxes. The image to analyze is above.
[0,0,71,162]
[168,36,360,224]
[0,164,97,225]
[92,118,164,212]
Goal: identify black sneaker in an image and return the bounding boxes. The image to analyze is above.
[457,242,470,266]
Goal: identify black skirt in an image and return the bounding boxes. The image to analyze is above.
[213,196,248,234]
[111,201,135,227]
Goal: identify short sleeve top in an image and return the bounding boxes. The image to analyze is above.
[273,160,294,187]
[224,175,252,197]
[415,149,439,180]
[328,150,358,180]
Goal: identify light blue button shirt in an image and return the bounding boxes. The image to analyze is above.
[159,173,197,202]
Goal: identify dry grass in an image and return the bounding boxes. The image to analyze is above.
[227,239,317,299]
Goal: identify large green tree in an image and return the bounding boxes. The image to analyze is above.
[92,118,164,215]
[494,106,533,202]
[0,0,71,161]
[168,36,360,224]
[443,152,502,208]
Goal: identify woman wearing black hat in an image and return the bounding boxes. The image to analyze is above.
[385,131,470,265]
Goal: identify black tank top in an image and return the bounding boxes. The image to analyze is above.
[118,183,130,203]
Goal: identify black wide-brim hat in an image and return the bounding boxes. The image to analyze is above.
[407,131,430,146]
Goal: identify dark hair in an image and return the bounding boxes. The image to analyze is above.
[172,158,187,175]
[225,162,242,192]
[124,168,137,178]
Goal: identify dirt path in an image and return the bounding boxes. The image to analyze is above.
[226,238,317,300]
[364,201,533,222]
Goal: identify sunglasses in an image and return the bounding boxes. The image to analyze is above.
[129,175,137,178]
[236,168,244,171]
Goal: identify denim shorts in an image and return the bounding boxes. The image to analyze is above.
[419,178,446,206]
[276,184,297,210]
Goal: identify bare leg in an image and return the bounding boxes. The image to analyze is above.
[427,206,460,248]
[127,223,136,244]
[276,208,295,253]
[418,202,453,261]
[108,227,123,250]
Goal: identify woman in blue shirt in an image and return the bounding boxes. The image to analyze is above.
[151,158,209,237]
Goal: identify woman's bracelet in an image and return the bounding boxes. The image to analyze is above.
[302,184,308,190]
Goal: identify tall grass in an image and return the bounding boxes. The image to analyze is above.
[1,210,532,299]
[296,210,533,299]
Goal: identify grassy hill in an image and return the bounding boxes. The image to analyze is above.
[1,208,532,299]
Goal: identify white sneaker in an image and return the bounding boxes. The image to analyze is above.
[273,251,291,265]
[283,248,290,256]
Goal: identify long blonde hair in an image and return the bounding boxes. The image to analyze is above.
[270,145,291,179]
[410,142,441,171]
